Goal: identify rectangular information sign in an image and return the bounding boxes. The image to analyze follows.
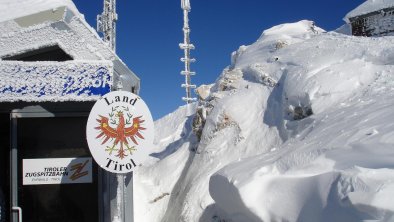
[23,158,92,185]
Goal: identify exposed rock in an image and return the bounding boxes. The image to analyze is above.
[192,106,207,140]
[216,68,243,91]
[293,105,313,120]
[195,84,213,101]
[150,193,170,204]
[275,40,288,50]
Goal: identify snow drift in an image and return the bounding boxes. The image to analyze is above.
[135,20,394,222]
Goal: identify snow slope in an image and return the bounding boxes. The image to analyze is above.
[134,105,199,222]
[135,20,394,221]
[212,22,394,222]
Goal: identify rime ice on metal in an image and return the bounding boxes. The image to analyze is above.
[97,0,118,51]
[180,0,197,104]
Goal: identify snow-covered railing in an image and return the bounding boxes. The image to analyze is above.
[0,60,113,102]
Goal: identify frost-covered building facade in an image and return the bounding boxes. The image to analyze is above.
[345,0,394,37]
[0,0,139,222]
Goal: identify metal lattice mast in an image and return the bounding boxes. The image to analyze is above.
[180,0,196,104]
[97,0,118,51]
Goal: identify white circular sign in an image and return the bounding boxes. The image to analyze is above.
[86,91,154,173]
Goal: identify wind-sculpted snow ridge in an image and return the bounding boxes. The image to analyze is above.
[135,20,394,222]
[134,105,199,222]
[211,91,394,221]
[210,23,394,221]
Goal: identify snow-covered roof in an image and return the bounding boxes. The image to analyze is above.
[0,0,140,102]
[345,0,394,21]
[0,0,79,23]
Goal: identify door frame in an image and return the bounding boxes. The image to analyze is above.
[9,105,104,222]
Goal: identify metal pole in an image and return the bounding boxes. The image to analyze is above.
[113,174,125,222]
[10,116,19,222]
[98,1,132,221]
[126,173,133,222]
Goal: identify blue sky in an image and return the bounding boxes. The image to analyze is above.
[72,0,364,120]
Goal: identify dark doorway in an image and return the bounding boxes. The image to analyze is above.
[2,45,73,62]
[0,114,9,222]
[11,116,98,222]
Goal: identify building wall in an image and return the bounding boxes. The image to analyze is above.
[351,9,394,37]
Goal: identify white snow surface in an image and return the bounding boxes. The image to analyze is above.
[0,7,114,61]
[0,0,79,23]
[135,20,394,222]
[345,0,394,21]
[0,0,116,61]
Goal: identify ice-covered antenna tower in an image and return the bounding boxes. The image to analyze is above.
[180,0,197,104]
[97,0,118,51]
